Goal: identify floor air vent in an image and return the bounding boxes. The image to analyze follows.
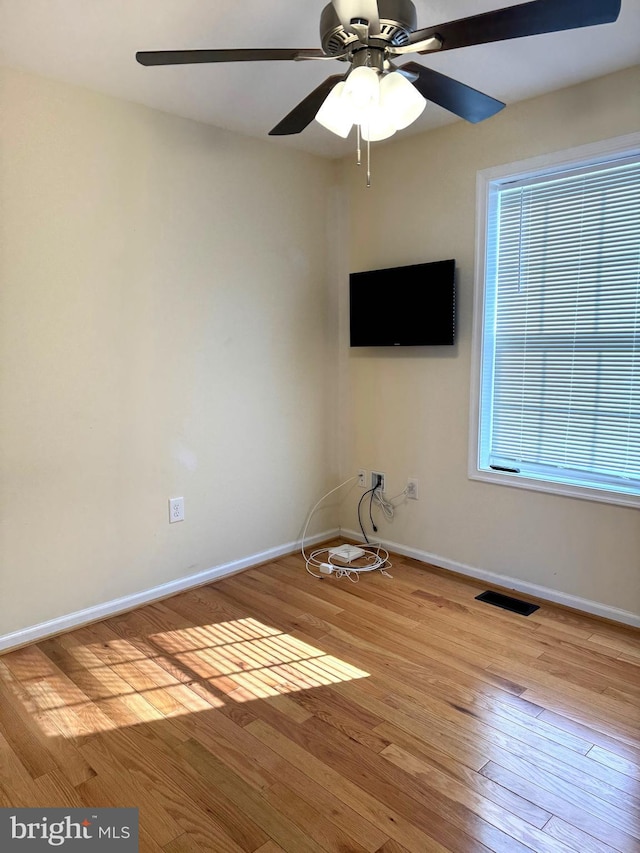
[475,590,539,616]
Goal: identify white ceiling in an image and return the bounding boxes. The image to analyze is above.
[1,0,638,158]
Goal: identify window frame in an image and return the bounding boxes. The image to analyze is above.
[469,132,640,509]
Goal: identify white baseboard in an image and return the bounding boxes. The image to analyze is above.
[0,528,339,654]
[341,528,640,628]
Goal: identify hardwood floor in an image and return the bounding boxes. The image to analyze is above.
[0,548,638,852]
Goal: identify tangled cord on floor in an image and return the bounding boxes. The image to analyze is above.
[305,543,392,581]
[300,476,393,580]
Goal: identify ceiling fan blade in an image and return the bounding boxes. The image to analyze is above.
[136,48,326,66]
[332,0,381,35]
[400,62,505,123]
[269,74,345,136]
[406,0,621,53]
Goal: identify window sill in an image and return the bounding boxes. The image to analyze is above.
[469,467,640,509]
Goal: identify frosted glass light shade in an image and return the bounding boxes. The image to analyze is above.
[343,66,380,119]
[360,103,396,141]
[315,82,353,138]
[379,71,426,130]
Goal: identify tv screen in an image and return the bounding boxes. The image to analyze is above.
[349,259,456,347]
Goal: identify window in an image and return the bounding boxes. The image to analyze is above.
[470,134,640,507]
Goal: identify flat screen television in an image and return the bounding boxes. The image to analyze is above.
[349,259,456,347]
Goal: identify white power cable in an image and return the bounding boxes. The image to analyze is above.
[300,476,392,580]
[372,486,407,521]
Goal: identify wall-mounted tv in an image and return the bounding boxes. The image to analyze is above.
[349,259,456,347]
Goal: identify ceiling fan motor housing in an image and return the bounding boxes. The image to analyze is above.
[320,0,418,57]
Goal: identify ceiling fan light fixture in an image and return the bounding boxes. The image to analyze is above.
[379,71,427,130]
[315,81,354,137]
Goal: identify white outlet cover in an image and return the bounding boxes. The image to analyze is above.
[169,497,184,522]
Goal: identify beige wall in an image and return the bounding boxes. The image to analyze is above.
[2,63,638,639]
[341,66,640,616]
[0,67,337,637]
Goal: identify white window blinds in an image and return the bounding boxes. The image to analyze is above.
[479,155,640,498]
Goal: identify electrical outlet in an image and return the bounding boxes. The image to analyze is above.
[371,471,386,492]
[169,497,184,523]
[357,469,367,488]
[406,478,419,500]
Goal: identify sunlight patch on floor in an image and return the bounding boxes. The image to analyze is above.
[1,618,369,736]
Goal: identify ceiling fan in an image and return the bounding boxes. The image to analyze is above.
[136,0,621,142]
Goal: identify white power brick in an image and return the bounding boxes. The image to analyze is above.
[329,544,366,563]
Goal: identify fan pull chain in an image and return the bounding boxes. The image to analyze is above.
[354,125,372,188]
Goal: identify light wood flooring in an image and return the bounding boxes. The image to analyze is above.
[0,548,639,852]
